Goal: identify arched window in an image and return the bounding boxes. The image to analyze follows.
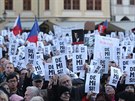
[5,0,13,10]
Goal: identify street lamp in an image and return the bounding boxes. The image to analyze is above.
[2,10,7,20]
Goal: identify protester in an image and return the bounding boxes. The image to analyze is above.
[6,72,23,96]
[24,86,40,101]
[9,94,24,101]
[0,62,15,83]
[0,90,8,101]
[30,96,44,101]
[32,74,44,89]
[118,91,135,101]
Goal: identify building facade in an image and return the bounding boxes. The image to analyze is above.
[111,0,135,21]
[0,0,110,23]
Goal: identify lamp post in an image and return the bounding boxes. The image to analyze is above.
[37,0,40,20]
[2,10,7,20]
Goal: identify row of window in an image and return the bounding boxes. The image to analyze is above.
[117,0,135,5]
[5,0,135,11]
[5,0,102,11]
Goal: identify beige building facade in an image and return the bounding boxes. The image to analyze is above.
[0,0,110,29]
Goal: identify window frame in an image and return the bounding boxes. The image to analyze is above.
[87,0,102,10]
[23,0,31,11]
[5,0,13,10]
[45,0,50,10]
[64,0,80,10]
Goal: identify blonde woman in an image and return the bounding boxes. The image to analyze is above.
[0,90,8,101]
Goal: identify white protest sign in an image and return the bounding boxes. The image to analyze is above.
[9,55,18,67]
[102,46,112,60]
[85,73,100,93]
[53,25,62,38]
[113,46,121,61]
[125,66,135,84]
[1,30,8,36]
[73,45,80,53]
[59,40,66,54]
[52,55,67,75]
[79,70,85,80]
[8,31,15,41]
[125,45,134,55]
[111,32,117,38]
[51,45,60,56]
[25,46,37,65]
[66,45,73,59]
[45,63,56,81]
[108,67,122,87]
[8,40,18,56]
[16,60,26,70]
[80,45,87,60]
[72,53,85,73]
[94,35,119,60]
[37,41,44,54]
[44,45,51,55]
[118,32,124,41]
[99,59,109,74]
[119,59,135,72]
[84,34,95,48]
[34,59,45,76]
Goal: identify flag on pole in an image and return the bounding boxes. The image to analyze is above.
[103,20,108,28]
[27,18,40,43]
[12,15,22,36]
[98,20,108,33]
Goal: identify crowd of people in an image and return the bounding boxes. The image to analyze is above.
[0,27,135,101]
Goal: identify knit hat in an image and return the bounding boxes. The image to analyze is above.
[57,86,70,97]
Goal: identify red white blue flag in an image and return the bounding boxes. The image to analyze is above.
[12,15,22,36]
[98,20,108,33]
[27,18,40,43]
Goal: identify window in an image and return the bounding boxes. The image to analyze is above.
[130,0,135,5]
[87,0,93,10]
[87,0,101,10]
[95,0,101,10]
[5,0,13,10]
[23,0,31,10]
[64,0,80,10]
[45,0,50,10]
[117,0,122,5]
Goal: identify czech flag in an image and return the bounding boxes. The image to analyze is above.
[27,19,40,43]
[98,20,108,33]
[12,15,22,36]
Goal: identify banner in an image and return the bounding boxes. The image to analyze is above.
[94,35,119,60]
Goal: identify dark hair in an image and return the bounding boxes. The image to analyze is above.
[95,92,111,101]
[6,72,18,82]
[118,91,135,101]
